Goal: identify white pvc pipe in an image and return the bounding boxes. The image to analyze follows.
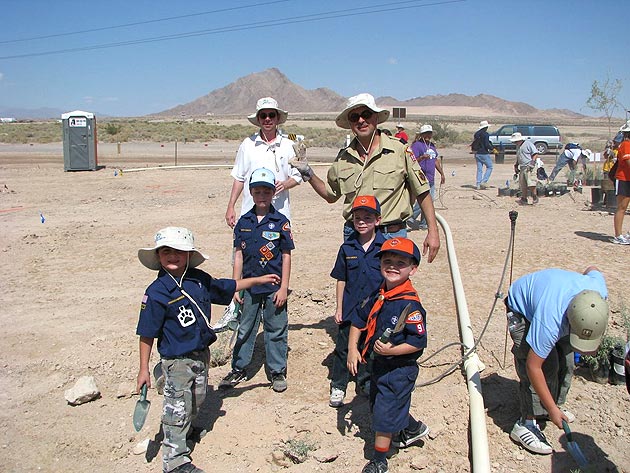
[435,212,491,473]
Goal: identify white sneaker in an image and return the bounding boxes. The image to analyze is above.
[329,387,345,408]
[212,301,239,332]
[510,420,553,455]
[611,235,630,245]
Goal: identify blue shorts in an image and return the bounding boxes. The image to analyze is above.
[370,360,418,433]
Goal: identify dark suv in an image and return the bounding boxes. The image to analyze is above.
[489,124,563,154]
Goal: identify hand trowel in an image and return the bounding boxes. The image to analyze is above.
[133,384,151,432]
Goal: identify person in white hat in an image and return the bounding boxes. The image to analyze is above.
[290,93,440,263]
[407,124,445,230]
[394,123,408,144]
[505,265,608,455]
[548,143,591,182]
[510,132,540,205]
[471,120,494,189]
[225,97,303,228]
[135,227,279,473]
[610,121,630,244]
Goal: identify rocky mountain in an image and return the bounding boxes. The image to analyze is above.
[153,68,585,119]
[155,68,346,117]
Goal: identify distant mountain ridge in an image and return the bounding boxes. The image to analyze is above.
[154,68,585,119]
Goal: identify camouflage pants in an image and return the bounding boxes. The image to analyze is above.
[161,349,209,472]
[511,317,574,419]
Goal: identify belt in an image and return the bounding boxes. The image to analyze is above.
[379,221,405,233]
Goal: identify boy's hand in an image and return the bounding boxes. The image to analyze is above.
[233,292,243,305]
[347,349,363,376]
[259,274,281,286]
[273,286,288,308]
[333,309,343,325]
[136,370,151,393]
[374,340,395,356]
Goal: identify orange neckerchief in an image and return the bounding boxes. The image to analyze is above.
[360,279,420,361]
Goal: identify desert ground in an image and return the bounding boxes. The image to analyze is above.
[0,138,628,473]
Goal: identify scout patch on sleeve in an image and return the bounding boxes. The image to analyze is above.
[282,222,291,231]
[407,310,425,335]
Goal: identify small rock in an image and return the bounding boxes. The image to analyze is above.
[410,456,429,470]
[313,448,339,463]
[133,438,150,455]
[116,381,136,399]
[516,453,525,461]
[64,376,100,405]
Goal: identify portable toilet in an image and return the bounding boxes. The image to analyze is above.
[62,110,98,171]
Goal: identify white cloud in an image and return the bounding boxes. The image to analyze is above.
[388,57,398,65]
[83,96,94,104]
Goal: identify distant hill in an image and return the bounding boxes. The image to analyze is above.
[154,68,346,117]
[0,106,66,120]
[153,68,586,120]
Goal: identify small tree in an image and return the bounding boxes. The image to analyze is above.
[586,75,623,135]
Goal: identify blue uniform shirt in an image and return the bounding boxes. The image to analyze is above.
[352,294,427,360]
[330,230,385,322]
[507,269,607,359]
[136,268,236,358]
[234,205,294,295]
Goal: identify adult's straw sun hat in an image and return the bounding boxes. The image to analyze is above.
[247,97,288,126]
[335,93,390,129]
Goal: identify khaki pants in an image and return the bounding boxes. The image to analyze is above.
[511,316,574,419]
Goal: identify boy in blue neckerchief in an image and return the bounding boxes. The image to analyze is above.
[348,238,429,473]
[136,227,279,473]
[219,167,294,393]
[329,195,385,407]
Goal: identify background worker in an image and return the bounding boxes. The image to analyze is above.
[289,93,440,262]
[548,143,592,182]
[394,123,408,144]
[611,122,630,245]
[510,132,539,205]
[506,266,609,455]
[407,124,445,231]
[471,120,494,189]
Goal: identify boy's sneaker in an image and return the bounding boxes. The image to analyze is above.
[510,420,553,455]
[329,388,345,408]
[168,462,205,473]
[218,370,247,389]
[271,373,287,392]
[611,235,630,245]
[361,460,389,473]
[212,301,239,333]
[391,421,430,448]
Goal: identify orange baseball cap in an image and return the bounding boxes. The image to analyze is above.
[376,237,420,264]
[351,195,381,215]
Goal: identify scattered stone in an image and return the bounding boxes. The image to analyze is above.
[116,381,136,399]
[133,438,150,455]
[515,453,525,461]
[271,450,292,467]
[312,448,338,463]
[410,456,429,470]
[64,376,100,405]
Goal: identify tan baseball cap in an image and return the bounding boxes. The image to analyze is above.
[567,290,609,353]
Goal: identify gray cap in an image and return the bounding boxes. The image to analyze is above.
[567,290,609,353]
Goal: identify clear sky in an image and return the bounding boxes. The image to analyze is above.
[1,0,628,118]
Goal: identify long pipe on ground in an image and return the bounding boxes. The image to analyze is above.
[434,212,491,473]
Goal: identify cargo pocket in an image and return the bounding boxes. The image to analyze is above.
[162,389,186,427]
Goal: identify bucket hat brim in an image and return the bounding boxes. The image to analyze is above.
[335,93,390,129]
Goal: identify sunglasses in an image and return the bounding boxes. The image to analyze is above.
[348,109,374,123]
[258,111,277,120]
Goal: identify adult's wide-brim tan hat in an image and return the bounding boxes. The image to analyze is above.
[478,120,491,130]
[247,97,288,126]
[567,290,609,354]
[138,226,208,270]
[335,93,390,129]
[509,132,525,142]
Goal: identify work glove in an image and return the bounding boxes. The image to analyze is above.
[289,139,313,181]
